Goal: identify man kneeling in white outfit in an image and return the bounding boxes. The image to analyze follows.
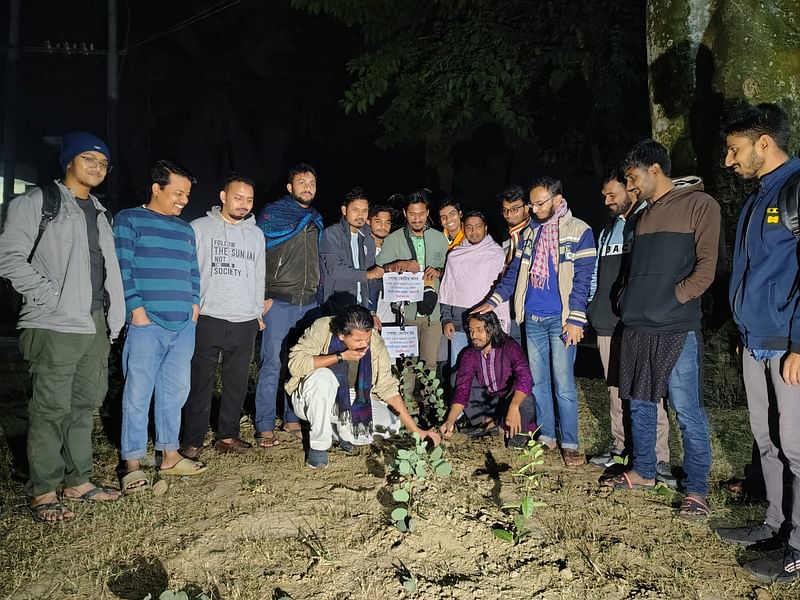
[286,304,442,468]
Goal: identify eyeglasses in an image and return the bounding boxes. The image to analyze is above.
[531,194,555,208]
[501,204,527,216]
[78,154,112,173]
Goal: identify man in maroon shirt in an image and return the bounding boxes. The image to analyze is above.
[440,311,535,445]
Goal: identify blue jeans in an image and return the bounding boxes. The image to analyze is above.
[630,332,710,496]
[525,314,578,449]
[121,321,196,460]
[255,300,317,433]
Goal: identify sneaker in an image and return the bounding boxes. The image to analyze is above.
[306,449,328,469]
[655,462,679,489]
[744,546,800,583]
[716,523,777,547]
[337,440,357,455]
[589,448,627,468]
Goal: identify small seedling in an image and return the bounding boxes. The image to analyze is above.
[612,454,630,466]
[395,357,447,428]
[492,433,546,545]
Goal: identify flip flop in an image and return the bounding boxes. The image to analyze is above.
[159,457,207,476]
[121,470,150,495]
[602,471,656,490]
[63,485,121,503]
[280,423,303,441]
[29,501,76,523]
[678,495,710,520]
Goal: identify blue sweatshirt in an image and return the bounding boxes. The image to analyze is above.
[113,207,200,331]
[730,157,800,352]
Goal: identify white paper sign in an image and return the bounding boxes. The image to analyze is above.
[383,271,424,302]
[380,325,419,358]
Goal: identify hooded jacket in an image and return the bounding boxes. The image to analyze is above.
[319,216,378,309]
[730,157,800,352]
[0,180,125,338]
[619,176,721,332]
[191,207,266,322]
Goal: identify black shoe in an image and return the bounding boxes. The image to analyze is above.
[744,546,800,583]
[716,523,777,547]
[337,439,358,455]
[655,462,679,489]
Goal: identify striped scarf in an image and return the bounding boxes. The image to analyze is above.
[506,217,530,263]
[327,335,373,435]
[530,200,568,289]
[446,227,465,251]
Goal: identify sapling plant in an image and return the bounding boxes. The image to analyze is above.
[388,431,452,532]
[492,433,546,545]
[395,357,447,428]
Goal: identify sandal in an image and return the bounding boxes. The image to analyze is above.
[121,469,150,495]
[29,501,76,523]
[601,471,655,490]
[678,495,710,520]
[280,423,303,441]
[256,431,280,448]
[159,457,207,476]
[63,485,121,503]
[562,448,587,467]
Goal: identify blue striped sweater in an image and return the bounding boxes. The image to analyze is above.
[113,207,200,331]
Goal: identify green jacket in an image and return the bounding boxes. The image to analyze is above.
[376,226,448,321]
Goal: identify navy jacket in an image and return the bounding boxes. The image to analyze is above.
[730,157,800,352]
[319,217,378,310]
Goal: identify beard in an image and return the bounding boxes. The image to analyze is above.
[533,206,555,223]
[740,152,766,179]
[610,198,633,217]
[292,191,313,207]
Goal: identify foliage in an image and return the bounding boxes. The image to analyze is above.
[395,357,447,429]
[388,432,452,533]
[492,433,546,545]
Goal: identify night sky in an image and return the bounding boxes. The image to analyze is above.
[1,0,651,236]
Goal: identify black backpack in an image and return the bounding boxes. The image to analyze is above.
[778,169,800,299]
[0,183,63,320]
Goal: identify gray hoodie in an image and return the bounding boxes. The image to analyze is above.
[191,207,266,322]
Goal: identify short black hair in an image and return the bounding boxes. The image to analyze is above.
[438,197,461,214]
[498,184,526,204]
[287,162,317,184]
[623,139,672,176]
[223,171,255,190]
[529,175,562,197]
[344,186,369,207]
[467,311,506,347]
[330,304,374,337]
[369,203,394,220]
[601,165,626,187]
[404,189,431,210]
[463,210,487,224]
[151,159,196,187]
[723,103,791,152]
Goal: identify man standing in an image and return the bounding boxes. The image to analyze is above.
[319,187,383,312]
[587,166,672,482]
[497,184,532,348]
[254,164,323,448]
[440,311,535,443]
[286,304,441,468]
[440,211,509,368]
[608,140,719,521]
[368,203,395,325]
[716,104,800,582]
[476,177,595,466]
[376,190,448,367]
[0,132,125,521]
[114,160,205,493]
[180,173,265,458]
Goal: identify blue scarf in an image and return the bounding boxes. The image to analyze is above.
[258,195,324,249]
[327,335,373,435]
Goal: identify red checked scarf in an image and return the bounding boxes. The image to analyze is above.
[530,200,568,289]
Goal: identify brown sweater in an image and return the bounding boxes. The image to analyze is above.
[619,177,721,332]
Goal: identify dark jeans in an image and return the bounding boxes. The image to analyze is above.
[20,310,110,497]
[464,386,536,432]
[182,316,259,447]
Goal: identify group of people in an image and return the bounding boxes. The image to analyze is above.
[1,102,799,584]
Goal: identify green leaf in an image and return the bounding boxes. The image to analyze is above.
[513,514,528,532]
[391,507,409,521]
[520,495,534,518]
[407,518,417,533]
[395,519,408,532]
[492,528,514,543]
[436,388,444,396]
[403,578,417,593]
[392,489,410,502]
[415,463,427,478]
[435,462,452,477]
[397,449,412,460]
[398,460,411,475]
[430,446,443,461]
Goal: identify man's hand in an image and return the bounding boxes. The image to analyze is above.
[783,352,800,386]
[257,318,265,331]
[562,323,584,346]
[439,420,457,439]
[442,322,455,340]
[471,303,494,315]
[191,303,200,322]
[341,347,368,362]
[386,259,420,273]
[423,266,440,280]
[263,299,273,315]
[367,266,385,280]
[504,405,521,438]
[419,428,442,446]
[372,314,382,331]
[130,307,151,326]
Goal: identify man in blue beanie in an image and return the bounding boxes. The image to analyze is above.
[0,131,126,521]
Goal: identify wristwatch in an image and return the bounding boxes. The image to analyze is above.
[336,352,343,363]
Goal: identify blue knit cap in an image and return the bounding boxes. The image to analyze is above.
[59,131,111,171]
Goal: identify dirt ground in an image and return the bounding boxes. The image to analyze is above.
[0,339,798,600]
